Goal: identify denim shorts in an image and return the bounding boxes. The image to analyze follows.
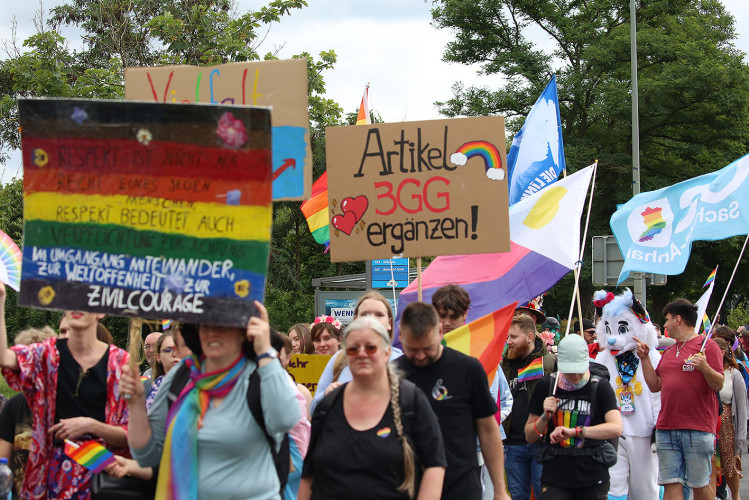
[655,429,715,488]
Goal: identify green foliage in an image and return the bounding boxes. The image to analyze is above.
[726,301,749,330]
[432,0,749,318]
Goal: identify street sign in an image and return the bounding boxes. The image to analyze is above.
[592,235,667,287]
[371,258,410,289]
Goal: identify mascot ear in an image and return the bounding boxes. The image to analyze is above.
[631,298,651,324]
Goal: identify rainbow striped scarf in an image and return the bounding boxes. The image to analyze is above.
[156,354,247,500]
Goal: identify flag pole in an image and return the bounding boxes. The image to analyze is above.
[565,162,598,337]
[417,257,422,302]
[125,317,143,399]
[701,233,749,352]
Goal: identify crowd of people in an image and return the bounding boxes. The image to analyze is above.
[0,280,745,500]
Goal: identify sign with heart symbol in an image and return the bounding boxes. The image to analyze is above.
[331,195,369,235]
[326,116,510,262]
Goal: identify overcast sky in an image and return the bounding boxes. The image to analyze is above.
[1,0,747,182]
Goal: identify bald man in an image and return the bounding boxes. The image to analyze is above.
[141,332,162,378]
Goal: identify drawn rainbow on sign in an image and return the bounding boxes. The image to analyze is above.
[451,141,505,180]
[638,206,667,242]
[18,99,273,326]
[0,230,22,292]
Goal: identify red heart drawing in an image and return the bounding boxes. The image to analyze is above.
[340,195,369,223]
[332,211,357,236]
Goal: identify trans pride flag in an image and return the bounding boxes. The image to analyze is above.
[393,165,594,347]
[443,302,517,384]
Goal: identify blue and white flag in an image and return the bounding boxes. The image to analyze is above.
[506,75,566,205]
[611,153,749,283]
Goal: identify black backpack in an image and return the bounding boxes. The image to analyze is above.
[168,363,291,496]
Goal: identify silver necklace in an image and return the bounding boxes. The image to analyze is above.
[675,335,695,357]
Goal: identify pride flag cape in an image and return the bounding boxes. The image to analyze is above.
[301,172,330,247]
[443,301,517,384]
[518,357,544,382]
[393,165,594,347]
[64,439,115,473]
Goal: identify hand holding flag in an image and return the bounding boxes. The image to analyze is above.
[64,439,116,473]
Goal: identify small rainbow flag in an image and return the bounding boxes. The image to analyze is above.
[162,319,173,330]
[443,301,517,384]
[518,357,544,383]
[64,439,115,473]
[702,313,712,335]
[703,266,717,288]
[300,172,330,248]
[141,375,150,382]
[0,230,21,292]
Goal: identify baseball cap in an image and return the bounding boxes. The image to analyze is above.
[573,318,595,332]
[557,334,590,374]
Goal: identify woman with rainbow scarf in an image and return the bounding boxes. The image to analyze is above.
[121,301,299,499]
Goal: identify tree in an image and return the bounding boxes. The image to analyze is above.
[432,0,749,321]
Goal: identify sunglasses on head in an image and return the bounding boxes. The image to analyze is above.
[345,345,379,356]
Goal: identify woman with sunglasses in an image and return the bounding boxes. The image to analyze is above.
[299,317,446,500]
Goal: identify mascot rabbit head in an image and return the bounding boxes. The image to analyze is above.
[593,289,657,355]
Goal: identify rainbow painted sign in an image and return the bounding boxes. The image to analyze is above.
[19,99,272,327]
[326,117,511,261]
[124,59,311,201]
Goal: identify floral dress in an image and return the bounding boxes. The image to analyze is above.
[1,337,130,499]
[145,376,164,412]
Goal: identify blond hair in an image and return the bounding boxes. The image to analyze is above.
[14,326,56,346]
[387,364,416,498]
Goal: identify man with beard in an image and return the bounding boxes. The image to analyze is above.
[500,313,556,500]
[397,302,510,500]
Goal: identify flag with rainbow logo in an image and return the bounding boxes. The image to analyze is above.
[611,153,749,283]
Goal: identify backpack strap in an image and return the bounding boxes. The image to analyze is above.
[308,384,346,458]
[247,368,290,495]
[398,379,418,435]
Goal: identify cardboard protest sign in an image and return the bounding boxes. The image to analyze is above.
[18,98,272,327]
[326,117,511,262]
[287,354,331,395]
[124,59,311,201]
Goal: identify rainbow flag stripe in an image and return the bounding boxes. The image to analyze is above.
[301,172,330,246]
[704,266,717,288]
[518,357,544,383]
[64,439,116,473]
[19,99,273,326]
[443,302,517,384]
[702,313,712,334]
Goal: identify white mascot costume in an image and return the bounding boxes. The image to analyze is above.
[593,289,661,500]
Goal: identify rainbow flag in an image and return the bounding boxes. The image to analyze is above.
[702,313,712,334]
[300,172,330,247]
[518,357,544,382]
[356,86,370,125]
[162,319,173,330]
[18,99,273,326]
[64,439,115,473]
[703,266,717,288]
[443,301,517,384]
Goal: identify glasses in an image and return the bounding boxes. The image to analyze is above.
[160,347,175,355]
[345,345,379,356]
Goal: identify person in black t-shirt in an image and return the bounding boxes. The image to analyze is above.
[300,316,446,500]
[525,334,622,500]
[396,302,510,500]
